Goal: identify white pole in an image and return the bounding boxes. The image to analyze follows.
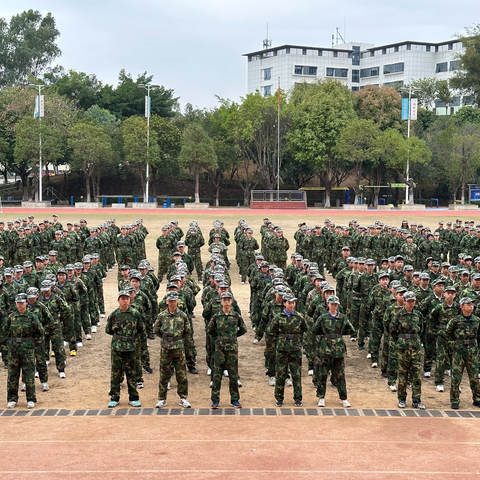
[146,85,150,203]
[277,77,280,199]
[405,86,411,204]
[39,85,43,202]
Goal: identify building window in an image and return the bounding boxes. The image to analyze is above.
[385,47,395,54]
[352,87,360,92]
[326,68,348,78]
[291,48,303,55]
[384,80,404,88]
[263,68,271,81]
[360,67,379,78]
[452,42,463,50]
[398,44,407,51]
[361,52,371,59]
[437,44,449,52]
[352,46,360,66]
[411,44,427,51]
[352,70,359,83]
[277,48,287,56]
[383,62,404,74]
[294,65,317,76]
[373,49,383,56]
[335,51,349,58]
[321,50,334,57]
[263,51,273,58]
[249,55,260,62]
[436,62,448,73]
[306,49,318,56]
[450,60,460,71]
[263,85,271,97]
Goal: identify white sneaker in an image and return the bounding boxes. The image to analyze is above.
[340,399,351,408]
[46,360,49,366]
[42,383,49,392]
[20,383,26,392]
[308,369,314,376]
[367,353,372,359]
[179,398,191,408]
[223,370,229,377]
[7,401,17,408]
[424,371,431,378]
[167,382,171,390]
[445,370,451,377]
[237,379,242,387]
[27,401,35,409]
[286,378,293,387]
[34,371,39,378]
[59,372,66,379]
[371,362,378,368]
[100,314,105,319]
[350,338,357,342]
[269,377,276,386]
[85,334,92,340]
[64,341,68,347]
[207,368,212,376]
[241,281,245,285]
[209,381,213,388]
[91,326,97,333]
[137,382,144,389]
[253,339,258,344]
[389,385,397,392]
[76,342,83,348]
[436,385,444,392]
[97,322,101,326]
[318,398,325,407]
[156,400,167,408]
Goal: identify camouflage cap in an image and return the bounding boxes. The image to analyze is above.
[378,271,390,279]
[22,261,33,268]
[26,287,39,298]
[444,286,456,292]
[403,291,416,301]
[117,290,131,299]
[56,268,67,275]
[217,281,230,288]
[460,269,471,276]
[74,262,83,269]
[419,273,431,280]
[166,282,178,289]
[327,295,340,304]
[14,265,24,272]
[282,293,297,302]
[432,278,446,286]
[403,265,414,271]
[40,280,53,291]
[460,297,474,306]
[15,293,28,303]
[396,286,407,294]
[472,273,480,281]
[448,266,459,273]
[82,256,91,263]
[166,291,179,301]
[220,291,233,299]
[49,250,58,256]
[365,258,376,265]
[390,280,401,289]
[65,264,75,270]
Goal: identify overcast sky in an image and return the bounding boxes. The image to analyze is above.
[2,1,476,111]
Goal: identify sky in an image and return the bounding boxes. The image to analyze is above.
[2,0,477,110]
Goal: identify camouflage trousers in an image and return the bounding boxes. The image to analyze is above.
[79,303,92,336]
[158,347,188,400]
[423,328,438,373]
[450,345,480,404]
[117,252,132,278]
[211,344,239,402]
[397,346,422,402]
[264,334,277,377]
[97,281,105,315]
[387,337,398,386]
[369,315,384,364]
[22,340,48,384]
[189,250,203,280]
[275,349,302,402]
[435,333,453,386]
[7,344,36,403]
[350,301,362,339]
[205,332,215,370]
[0,339,8,368]
[45,325,66,371]
[109,349,138,402]
[88,295,99,327]
[357,305,372,347]
[239,255,254,282]
[157,256,171,282]
[316,355,347,400]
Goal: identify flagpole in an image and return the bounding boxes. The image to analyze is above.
[277,77,280,199]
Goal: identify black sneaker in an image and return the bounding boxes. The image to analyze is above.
[147,334,155,340]
[412,401,426,410]
[381,371,388,378]
[398,399,406,408]
[294,400,302,407]
[142,366,153,374]
[275,400,283,407]
[451,403,459,409]
[358,345,364,351]
[230,400,242,408]
[211,401,219,409]
[188,367,198,374]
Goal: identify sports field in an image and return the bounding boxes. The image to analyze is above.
[1,206,480,478]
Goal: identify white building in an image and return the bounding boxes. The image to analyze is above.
[244,39,468,113]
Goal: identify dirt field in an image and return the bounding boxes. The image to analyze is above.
[1,208,479,411]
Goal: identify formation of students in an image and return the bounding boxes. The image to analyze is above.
[3,215,480,411]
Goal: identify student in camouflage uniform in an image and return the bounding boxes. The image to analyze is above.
[4,293,44,408]
[185,227,205,282]
[208,291,246,409]
[238,228,259,284]
[106,290,145,408]
[390,291,426,409]
[429,285,460,391]
[156,226,175,282]
[312,295,356,407]
[269,228,290,270]
[268,293,307,407]
[446,297,480,409]
[154,291,192,409]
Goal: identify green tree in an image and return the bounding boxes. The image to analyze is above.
[121,116,159,201]
[288,80,356,207]
[437,80,456,115]
[410,78,438,110]
[456,106,480,125]
[69,119,114,202]
[335,119,382,204]
[98,70,179,119]
[0,10,60,86]
[178,123,217,203]
[450,25,480,105]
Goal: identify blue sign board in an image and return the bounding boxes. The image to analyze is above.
[470,185,480,201]
[401,98,409,120]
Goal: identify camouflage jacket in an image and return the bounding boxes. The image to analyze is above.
[106,306,145,352]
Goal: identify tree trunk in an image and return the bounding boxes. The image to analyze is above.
[195,171,200,203]
[373,187,380,208]
[243,186,250,206]
[34,168,39,202]
[215,184,220,207]
[150,166,158,199]
[462,156,467,205]
[21,175,29,201]
[85,174,91,203]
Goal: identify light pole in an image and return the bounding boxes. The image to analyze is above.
[399,85,421,204]
[137,83,160,202]
[28,83,45,202]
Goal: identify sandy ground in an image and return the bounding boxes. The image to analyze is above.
[0,210,477,411]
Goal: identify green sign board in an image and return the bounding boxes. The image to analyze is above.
[390,183,406,188]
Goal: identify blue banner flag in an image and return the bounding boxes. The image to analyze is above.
[401,98,409,120]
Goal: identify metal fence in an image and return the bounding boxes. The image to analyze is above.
[251,190,307,202]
